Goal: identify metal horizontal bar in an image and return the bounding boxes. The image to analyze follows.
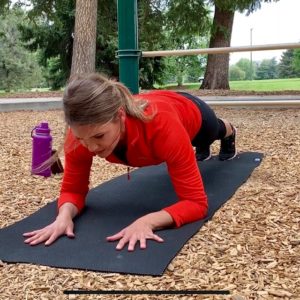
[142,42,300,57]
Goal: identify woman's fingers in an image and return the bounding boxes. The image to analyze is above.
[23,219,75,246]
[116,236,130,251]
[24,231,51,245]
[137,234,163,250]
[106,230,124,242]
[127,236,138,252]
[65,224,75,238]
[139,237,147,249]
[152,233,164,243]
[45,231,61,246]
[23,229,42,237]
[110,231,164,251]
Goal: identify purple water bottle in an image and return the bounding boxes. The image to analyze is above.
[31,122,52,177]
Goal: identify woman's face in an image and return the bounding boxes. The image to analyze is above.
[71,110,125,158]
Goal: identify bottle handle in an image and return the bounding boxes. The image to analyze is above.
[31,126,37,138]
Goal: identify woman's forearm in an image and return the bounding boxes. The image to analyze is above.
[58,202,78,220]
[140,210,174,230]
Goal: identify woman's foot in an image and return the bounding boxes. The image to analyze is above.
[196,146,212,161]
[219,127,237,161]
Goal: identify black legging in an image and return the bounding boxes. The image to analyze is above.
[176,92,226,149]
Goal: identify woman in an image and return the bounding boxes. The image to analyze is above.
[24,73,236,251]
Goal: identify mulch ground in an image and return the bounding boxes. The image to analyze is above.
[0,99,299,299]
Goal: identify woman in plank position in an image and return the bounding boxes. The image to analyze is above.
[23,73,236,251]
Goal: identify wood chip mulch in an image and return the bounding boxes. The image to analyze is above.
[0,106,299,300]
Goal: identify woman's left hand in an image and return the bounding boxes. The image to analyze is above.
[106,217,164,251]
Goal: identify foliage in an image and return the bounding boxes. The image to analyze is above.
[166,0,211,36]
[6,0,285,90]
[277,49,300,78]
[255,58,278,80]
[16,0,212,89]
[278,49,295,78]
[17,0,169,89]
[18,0,76,89]
[0,0,11,14]
[161,41,208,86]
[138,0,168,88]
[211,0,279,14]
[229,65,245,81]
[0,9,44,91]
[236,58,256,80]
[161,0,211,86]
[225,49,300,81]
[292,49,300,73]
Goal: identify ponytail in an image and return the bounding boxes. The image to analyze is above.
[63,73,154,125]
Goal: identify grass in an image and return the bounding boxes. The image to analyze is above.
[0,87,59,98]
[158,78,300,91]
[230,78,300,91]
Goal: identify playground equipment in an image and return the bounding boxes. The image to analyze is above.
[116,0,300,99]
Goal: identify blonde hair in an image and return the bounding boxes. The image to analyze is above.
[33,73,153,175]
[63,73,151,125]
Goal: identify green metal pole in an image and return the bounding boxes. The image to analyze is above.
[117,0,140,94]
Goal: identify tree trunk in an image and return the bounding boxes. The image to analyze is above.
[71,0,98,76]
[200,4,234,89]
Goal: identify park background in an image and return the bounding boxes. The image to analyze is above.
[0,0,300,95]
[0,1,299,300]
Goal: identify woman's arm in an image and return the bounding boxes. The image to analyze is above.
[107,114,208,251]
[24,130,94,246]
[23,202,78,246]
[58,129,94,212]
[152,114,208,227]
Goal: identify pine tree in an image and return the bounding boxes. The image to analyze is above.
[278,49,299,78]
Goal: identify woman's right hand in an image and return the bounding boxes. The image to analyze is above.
[23,202,78,246]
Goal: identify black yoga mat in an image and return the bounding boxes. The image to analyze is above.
[0,152,263,276]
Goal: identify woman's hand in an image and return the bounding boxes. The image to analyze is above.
[106,211,173,251]
[106,219,163,251]
[23,202,78,246]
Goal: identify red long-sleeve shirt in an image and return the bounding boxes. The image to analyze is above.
[58,90,208,227]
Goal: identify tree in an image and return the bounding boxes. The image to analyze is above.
[19,0,168,89]
[0,9,44,91]
[71,0,98,76]
[255,57,278,80]
[278,49,300,78]
[201,0,279,90]
[292,49,300,74]
[138,0,168,88]
[200,2,234,89]
[229,65,245,81]
[161,36,208,86]
[160,0,211,86]
[19,0,76,89]
[236,58,254,80]
[0,0,10,13]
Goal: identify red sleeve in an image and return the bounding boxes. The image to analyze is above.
[151,114,208,227]
[57,129,94,213]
